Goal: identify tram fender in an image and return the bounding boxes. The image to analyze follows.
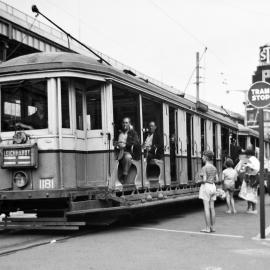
[70,199,114,212]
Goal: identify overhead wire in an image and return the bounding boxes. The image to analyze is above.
[147,0,228,69]
[39,0,131,55]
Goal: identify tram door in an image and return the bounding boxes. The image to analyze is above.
[169,107,177,182]
[186,113,193,181]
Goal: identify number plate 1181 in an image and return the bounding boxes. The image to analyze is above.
[39,178,54,189]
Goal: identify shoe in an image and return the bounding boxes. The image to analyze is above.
[233,210,237,214]
[210,227,216,233]
[250,210,258,214]
[200,228,211,233]
[226,210,232,214]
[246,209,252,213]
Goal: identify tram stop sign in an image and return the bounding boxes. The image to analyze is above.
[248,80,269,239]
[248,81,270,108]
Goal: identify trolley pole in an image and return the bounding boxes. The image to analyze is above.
[259,108,265,239]
[196,52,200,102]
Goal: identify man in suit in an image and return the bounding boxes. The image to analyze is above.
[115,117,140,183]
[144,121,164,162]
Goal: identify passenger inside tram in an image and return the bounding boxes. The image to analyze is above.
[1,80,48,131]
[15,100,47,130]
[143,121,164,162]
[114,117,141,183]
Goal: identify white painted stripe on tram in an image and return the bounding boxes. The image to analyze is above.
[129,227,244,239]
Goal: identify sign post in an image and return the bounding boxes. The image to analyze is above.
[248,81,270,239]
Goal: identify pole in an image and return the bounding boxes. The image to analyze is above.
[196,52,199,102]
[259,108,265,239]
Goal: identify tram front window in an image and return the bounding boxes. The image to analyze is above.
[1,80,48,131]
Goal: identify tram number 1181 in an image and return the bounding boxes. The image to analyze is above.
[39,178,54,189]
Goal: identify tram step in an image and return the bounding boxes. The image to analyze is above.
[1,221,86,226]
[7,217,67,222]
[0,224,80,230]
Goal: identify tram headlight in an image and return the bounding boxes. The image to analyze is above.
[13,171,28,188]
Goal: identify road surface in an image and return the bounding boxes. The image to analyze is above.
[0,197,270,270]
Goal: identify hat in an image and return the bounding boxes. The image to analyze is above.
[203,150,214,160]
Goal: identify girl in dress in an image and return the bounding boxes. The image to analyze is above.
[222,158,238,214]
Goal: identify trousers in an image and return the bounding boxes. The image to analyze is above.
[120,152,132,175]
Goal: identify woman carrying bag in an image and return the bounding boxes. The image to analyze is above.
[236,148,260,214]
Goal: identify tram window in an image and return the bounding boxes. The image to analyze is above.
[142,97,163,131]
[75,90,84,130]
[201,118,206,155]
[238,135,246,150]
[61,80,70,128]
[113,87,140,135]
[86,89,102,130]
[247,111,256,122]
[1,80,47,131]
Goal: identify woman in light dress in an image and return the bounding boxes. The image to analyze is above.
[236,148,260,214]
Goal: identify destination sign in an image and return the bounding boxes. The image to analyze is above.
[248,81,270,108]
[1,144,38,169]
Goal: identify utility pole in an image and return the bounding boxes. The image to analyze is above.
[196,52,200,102]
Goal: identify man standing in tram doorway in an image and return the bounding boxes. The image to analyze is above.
[115,117,141,183]
[143,121,164,162]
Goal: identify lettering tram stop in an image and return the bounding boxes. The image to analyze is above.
[248,81,270,239]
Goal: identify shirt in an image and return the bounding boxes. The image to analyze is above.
[144,134,153,148]
[118,132,128,144]
[222,168,237,182]
[201,163,217,184]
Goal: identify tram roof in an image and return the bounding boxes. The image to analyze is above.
[0,52,238,128]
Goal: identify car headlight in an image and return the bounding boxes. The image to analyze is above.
[13,171,28,188]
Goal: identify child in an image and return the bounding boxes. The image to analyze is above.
[199,150,219,233]
[222,158,237,214]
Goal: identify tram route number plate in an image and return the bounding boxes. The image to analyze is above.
[39,178,54,189]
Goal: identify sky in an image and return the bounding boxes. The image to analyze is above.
[3,0,270,114]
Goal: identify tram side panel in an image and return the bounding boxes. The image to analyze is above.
[177,109,188,184]
[192,115,202,182]
[216,124,223,180]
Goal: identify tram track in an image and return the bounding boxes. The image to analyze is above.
[0,227,99,257]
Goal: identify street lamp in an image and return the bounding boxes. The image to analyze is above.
[226,89,248,126]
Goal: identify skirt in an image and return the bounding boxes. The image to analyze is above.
[239,180,257,204]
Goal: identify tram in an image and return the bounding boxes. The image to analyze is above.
[0,52,268,230]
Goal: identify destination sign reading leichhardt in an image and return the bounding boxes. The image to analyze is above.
[248,81,270,108]
[3,148,31,166]
[1,144,38,168]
